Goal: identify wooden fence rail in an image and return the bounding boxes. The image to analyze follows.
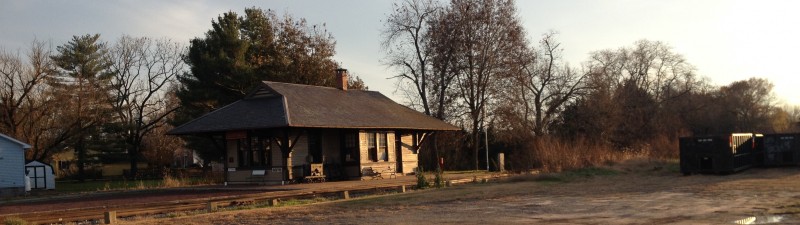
[2,183,417,224]
[1,173,507,224]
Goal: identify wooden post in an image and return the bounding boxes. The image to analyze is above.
[400,185,406,193]
[104,211,116,224]
[498,153,505,172]
[269,199,280,206]
[207,201,217,212]
[342,191,350,199]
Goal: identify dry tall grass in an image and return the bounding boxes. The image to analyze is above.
[507,135,679,173]
[161,175,184,188]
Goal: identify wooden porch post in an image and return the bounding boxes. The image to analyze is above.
[395,131,403,174]
[277,128,301,182]
[281,129,292,182]
[207,134,228,184]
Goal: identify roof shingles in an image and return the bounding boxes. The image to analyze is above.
[168,81,458,135]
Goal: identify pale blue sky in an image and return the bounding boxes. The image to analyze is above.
[1,0,798,104]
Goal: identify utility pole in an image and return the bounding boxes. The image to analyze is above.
[482,106,489,171]
[485,126,489,171]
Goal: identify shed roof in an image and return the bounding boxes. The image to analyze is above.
[168,81,459,135]
[0,133,31,149]
[25,160,53,167]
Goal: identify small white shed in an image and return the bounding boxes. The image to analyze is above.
[0,133,31,196]
[25,160,55,190]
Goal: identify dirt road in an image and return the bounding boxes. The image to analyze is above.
[122,160,800,224]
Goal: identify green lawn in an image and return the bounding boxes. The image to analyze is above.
[55,177,220,194]
[56,179,164,193]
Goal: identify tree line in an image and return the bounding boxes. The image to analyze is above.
[0,7,367,180]
[0,35,185,180]
[383,0,797,171]
[1,3,794,178]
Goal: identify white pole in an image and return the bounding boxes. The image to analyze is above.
[485,127,489,171]
[482,105,489,171]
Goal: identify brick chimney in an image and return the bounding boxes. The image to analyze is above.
[336,68,348,91]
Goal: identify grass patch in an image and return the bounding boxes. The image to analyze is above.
[664,160,681,173]
[279,197,331,207]
[531,174,565,183]
[338,168,619,209]
[57,179,163,193]
[443,170,492,175]
[3,217,27,225]
[56,176,219,194]
[506,174,564,183]
[505,167,617,184]
[562,167,619,178]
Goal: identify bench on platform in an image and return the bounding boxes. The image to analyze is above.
[304,163,326,183]
[248,169,267,183]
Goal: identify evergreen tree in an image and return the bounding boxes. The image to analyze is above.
[50,34,114,181]
[173,8,352,160]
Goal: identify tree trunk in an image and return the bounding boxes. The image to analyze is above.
[433,133,440,171]
[76,137,85,182]
[473,123,480,171]
[128,144,139,178]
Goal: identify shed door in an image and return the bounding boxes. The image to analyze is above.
[27,166,46,189]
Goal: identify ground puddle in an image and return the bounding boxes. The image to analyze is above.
[734,215,786,224]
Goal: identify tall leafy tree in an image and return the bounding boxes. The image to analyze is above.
[50,34,114,181]
[174,8,354,159]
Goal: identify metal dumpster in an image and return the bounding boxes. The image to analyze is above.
[761,133,800,166]
[753,134,764,167]
[680,133,755,175]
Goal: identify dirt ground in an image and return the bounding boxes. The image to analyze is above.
[122,160,800,225]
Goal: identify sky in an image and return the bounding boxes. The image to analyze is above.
[1,0,799,105]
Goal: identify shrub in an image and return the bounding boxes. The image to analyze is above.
[162,174,184,188]
[416,167,429,189]
[507,136,651,173]
[433,168,445,188]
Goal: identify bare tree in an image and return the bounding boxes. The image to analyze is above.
[383,0,440,116]
[586,40,696,104]
[502,32,589,137]
[769,105,799,133]
[425,4,462,121]
[108,35,185,176]
[0,42,53,135]
[0,40,69,161]
[384,0,465,172]
[559,40,699,146]
[438,0,526,170]
[719,78,776,132]
[141,88,185,168]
